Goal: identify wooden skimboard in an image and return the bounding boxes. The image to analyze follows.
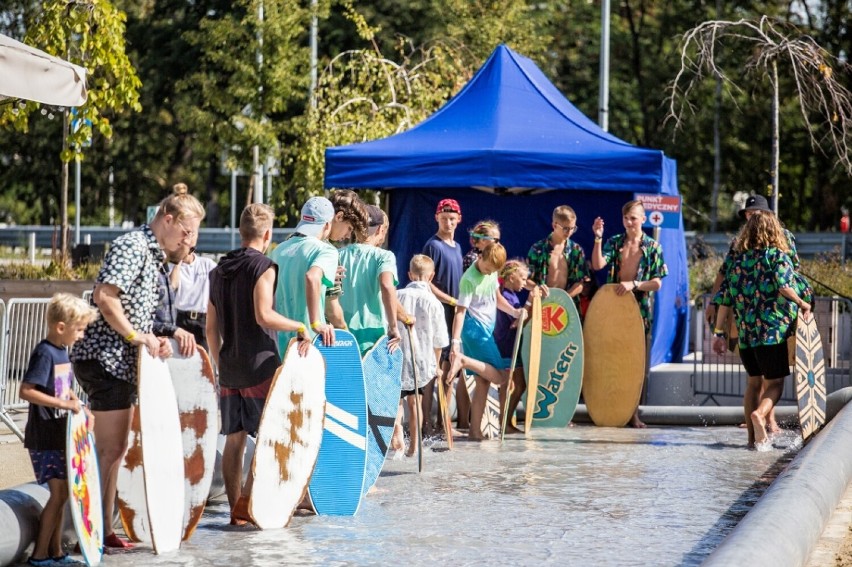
[308,330,368,516]
[521,289,584,428]
[67,409,103,566]
[582,284,645,427]
[436,373,454,450]
[794,315,827,441]
[117,402,147,542]
[138,349,185,553]
[362,335,403,494]
[523,294,543,435]
[165,342,218,541]
[463,372,501,440]
[250,340,326,529]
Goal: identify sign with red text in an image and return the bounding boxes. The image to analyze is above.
[634,193,681,229]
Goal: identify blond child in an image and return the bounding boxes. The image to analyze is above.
[448,243,524,441]
[20,293,97,566]
[494,260,530,434]
[392,255,450,455]
[463,220,501,271]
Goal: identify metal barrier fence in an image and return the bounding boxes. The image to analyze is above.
[693,295,852,405]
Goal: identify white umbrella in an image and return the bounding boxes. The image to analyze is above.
[0,32,87,106]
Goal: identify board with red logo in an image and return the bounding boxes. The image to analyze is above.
[521,288,584,428]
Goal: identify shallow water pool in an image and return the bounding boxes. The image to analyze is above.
[97,425,800,566]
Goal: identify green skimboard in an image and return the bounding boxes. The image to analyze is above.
[521,288,584,428]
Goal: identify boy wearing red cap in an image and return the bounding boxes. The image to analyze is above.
[421,198,465,433]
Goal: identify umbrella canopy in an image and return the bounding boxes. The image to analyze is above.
[0,33,87,107]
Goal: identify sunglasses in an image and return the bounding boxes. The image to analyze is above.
[471,233,500,244]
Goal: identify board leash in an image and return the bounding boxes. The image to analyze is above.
[500,309,526,442]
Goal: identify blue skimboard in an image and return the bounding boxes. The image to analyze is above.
[521,288,584,428]
[309,329,368,516]
[361,335,403,495]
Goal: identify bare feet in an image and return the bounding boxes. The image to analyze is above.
[751,411,768,445]
[503,425,522,435]
[629,416,647,429]
[767,419,780,436]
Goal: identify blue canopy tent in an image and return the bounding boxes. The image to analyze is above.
[325,44,690,365]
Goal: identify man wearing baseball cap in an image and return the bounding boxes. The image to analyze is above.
[420,198,464,434]
[271,196,339,349]
[705,193,812,435]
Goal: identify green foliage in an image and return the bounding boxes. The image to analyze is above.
[0,260,100,281]
[687,255,723,300]
[799,255,852,299]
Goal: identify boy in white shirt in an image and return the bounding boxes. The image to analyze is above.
[393,255,449,456]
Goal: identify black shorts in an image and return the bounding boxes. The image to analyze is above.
[73,360,137,411]
[219,376,273,436]
[401,386,425,399]
[739,343,791,380]
[440,303,455,363]
[176,310,207,350]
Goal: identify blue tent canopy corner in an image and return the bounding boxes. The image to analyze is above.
[325,44,690,366]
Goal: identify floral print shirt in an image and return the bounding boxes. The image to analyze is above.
[714,247,800,348]
[600,233,668,331]
[526,236,589,308]
[71,225,164,383]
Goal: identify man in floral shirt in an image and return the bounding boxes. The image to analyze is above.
[71,187,204,549]
[591,200,668,428]
[711,213,811,448]
[525,205,589,309]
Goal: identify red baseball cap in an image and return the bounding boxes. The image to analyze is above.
[436,198,461,215]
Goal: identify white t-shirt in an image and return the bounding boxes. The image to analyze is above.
[171,254,217,313]
[457,263,498,330]
[396,281,449,391]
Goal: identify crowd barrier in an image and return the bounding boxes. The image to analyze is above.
[692,295,852,405]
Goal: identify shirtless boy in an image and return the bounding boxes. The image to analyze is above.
[590,200,667,428]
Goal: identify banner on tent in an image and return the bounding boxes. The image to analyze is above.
[634,193,681,229]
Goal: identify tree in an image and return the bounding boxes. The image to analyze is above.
[667,15,852,217]
[0,0,141,262]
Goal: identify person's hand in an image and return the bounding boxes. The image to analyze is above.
[156,337,173,359]
[387,328,402,354]
[297,339,311,357]
[798,301,812,320]
[592,217,605,239]
[335,265,346,287]
[134,332,161,357]
[615,280,639,296]
[537,284,549,298]
[65,398,82,414]
[316,322,335,346]
[711,335,727,355]
[402,315,416,328]
[173,328,196,357]
[705,304,717,327]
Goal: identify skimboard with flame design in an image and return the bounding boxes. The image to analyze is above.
[67,408,103,566]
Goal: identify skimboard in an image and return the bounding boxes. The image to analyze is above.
[501,310,526,441]
[521,289,584,428]
[436,372,454,450]
[582,284,645,427]
[362,336,403,493]
[524,294,543,435]
[794,315,827,441]
[165,342,218,541]
[67,409,103,566]
[463,372,501,440]
[116,406,147,542]
[250,340,326,529]
[138,349,185,553]
[308,329,368,516]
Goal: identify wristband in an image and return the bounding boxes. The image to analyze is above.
[633,280,639,290]
[404,317,413,325]
[310,321,323,331]
[451,338,461,345]
[712,328,725,337]
[594,236,602,242]
[296,324,306,335]
[125,330,138,343]
[449,298,457,307]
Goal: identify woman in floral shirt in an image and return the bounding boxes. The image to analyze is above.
[71,186,205,548]
[711,213,811,448]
